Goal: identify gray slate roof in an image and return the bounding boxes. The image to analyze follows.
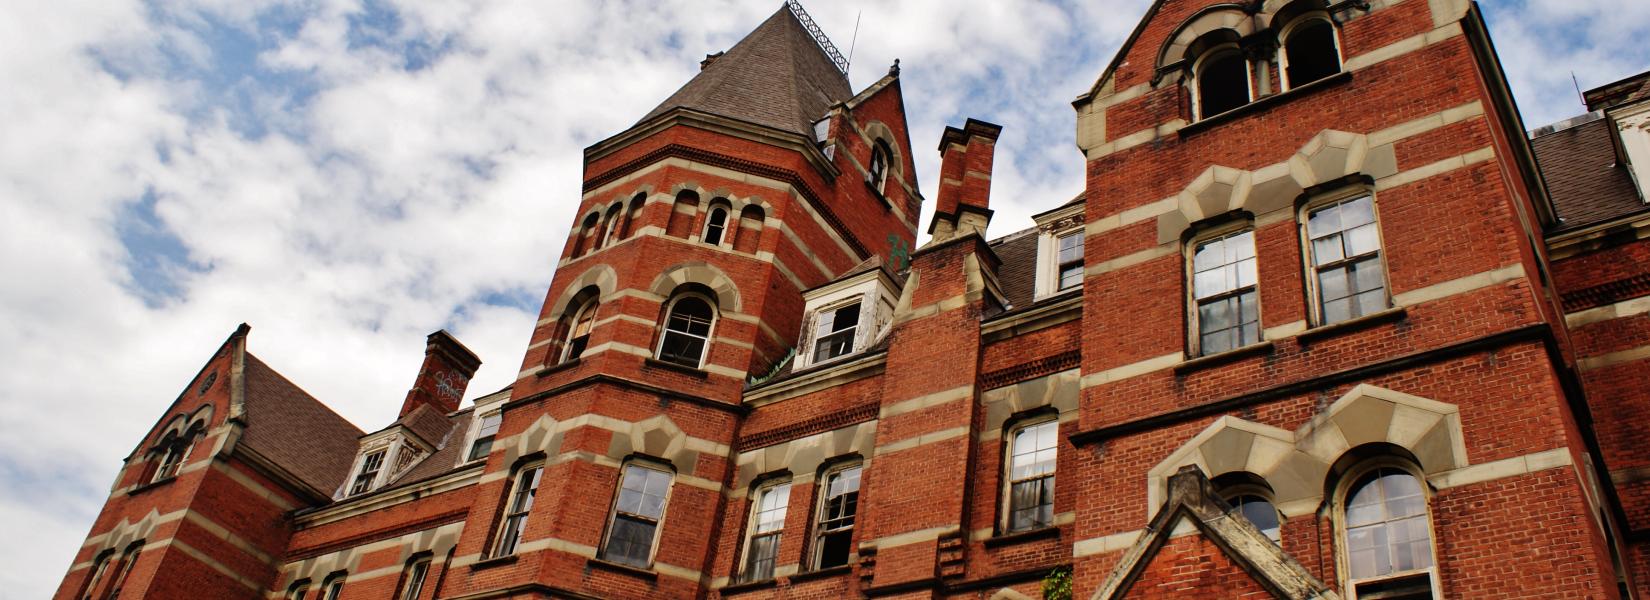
[640,6,851,138]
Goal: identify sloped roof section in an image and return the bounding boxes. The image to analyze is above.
[238,354,364,496]
[1532,116,1644,231]
[640,6,851,138]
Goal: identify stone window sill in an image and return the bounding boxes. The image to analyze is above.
[982,525,1061,548]
[1174,341,1276,375]
[719,577,779,595]
[535,358,581,378]
[127,476,176,497]
[644,357,709,378]
[786,564,853,584]
[587,558,658,582]
[469,554,517,570]
[1297,307,1407,345]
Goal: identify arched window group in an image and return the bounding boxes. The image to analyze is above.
[1182,4,1344,121]
[570,192,648,260]
[143,418,206,484]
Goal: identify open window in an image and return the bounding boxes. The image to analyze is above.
[656,293,716,369]
[867,139,892,196]
[1002,418,1058,533]
[1189,228,1260,356]
[813,463,861,570]
[742,479,792,582]
[600,461,674,568]
[347,449,386,497]
[811,300,861,364]
[1280,15,1342,89]
[1194,45,1251,120]
[562,297,598,363]
[493,462,543,557]
[1303,193,1388,325]
[702,202,731,246]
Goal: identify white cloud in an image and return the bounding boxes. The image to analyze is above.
[0,1,1641,598]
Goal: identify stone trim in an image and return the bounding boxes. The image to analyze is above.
[980,351,1081,390]
[1578,343,1650,373]
[1562,273,1650,314]
[880,386,973,419]
[874,426,969,455]
[734,421,877,497]
[1079,352,1182,389]
[1391,263,1524,307]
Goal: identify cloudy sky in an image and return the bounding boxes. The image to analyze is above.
[2,0,1647,596]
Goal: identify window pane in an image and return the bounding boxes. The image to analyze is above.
[1200,297,1233,332]
[1319,266,1349,302]
[1344,469,1434,581]
[1312,233,1345,265]
[1193,237,1224,272]
[1341,196,1375,227]
[1308,203,1341,236]
[754,484,790,533]
[818,530,852,569]
[1232,495,1281,541]
[745,534,780,580]
[1194,267,1228,299]
[606,517,657,567]
[468,437,494,462]
[477,413,501,436]
[659,333,706,367]
[1343,223,1381,258]
[1059,264,1084,290]
[1058,233,1083,264]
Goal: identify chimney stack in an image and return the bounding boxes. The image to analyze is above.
[399,330,482,417]
[929,118,1002,243]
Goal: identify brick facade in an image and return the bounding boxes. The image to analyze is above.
[55,2,1650,599]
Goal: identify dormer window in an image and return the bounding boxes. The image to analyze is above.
[1056,231,1084,291]
[349,449,386,496]
[468,411,501,462]
[812,301,861,363]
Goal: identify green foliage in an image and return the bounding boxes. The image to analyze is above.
[1041,566,1073,600]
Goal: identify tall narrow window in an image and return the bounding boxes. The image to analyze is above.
[621,193,646,239]
[1282,18,1342,89]
[1306,195,1386,325]
[1057,231,1084,291]
[703,206,729,246]
[285,580,311,600]
[562,299,598,363]
[744,481,791,581]
[868,140,891,195]
[601,462,674,568]
[656,295,715,368]
[1191,230,1259,356]
[599,204,624,249]
[1195,47,1250,119]
[105,543,141,600]
[349,449,386,496]
[397,555,431,600]
[1228,494,1282,542]
[1343,467,1436,599]
[80,551,113,600]
[1004,420,1058,533]
[811,301,861,363]
[321,573,346,600]
[813,464,861,569]
[494,463,543,557]
[468,412,501,462]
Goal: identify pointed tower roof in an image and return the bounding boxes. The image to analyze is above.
[640,5,852,138]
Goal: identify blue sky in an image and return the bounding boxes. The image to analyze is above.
[2,0,1647,597]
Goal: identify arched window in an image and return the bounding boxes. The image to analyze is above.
[741,478,792,582]
[321,572,347,600]
[620,193,646,239]
[1340,466,1437,598]
[1281,17,1341,89]
[1195,46,1251,120]
[493,461,544,557]
[285,579,311,600]
[572,212,600,258]
[867,140,892,195]
[1002,418,1058,533]
[1230,494,1282,542]
[105,542,142,600]
[656,294,716,369]
[561,298,598,363]
[703,205,730,246]
[79,550,114,600]
[396,554,432,600]
[598,203,624,250]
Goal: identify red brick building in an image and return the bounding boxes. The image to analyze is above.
[54,1,1650,598]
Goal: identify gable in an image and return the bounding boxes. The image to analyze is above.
[1122,533,1276,599]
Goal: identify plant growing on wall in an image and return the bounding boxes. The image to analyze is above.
[1041,566,1072,600]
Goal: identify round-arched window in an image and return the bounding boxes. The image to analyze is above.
[1196,47,1251,119]
[1283,18,1341,89]
[703,206,729,246]
[657,295,715,368]
[1344,467,1434,582]
[1229,494,1281,542]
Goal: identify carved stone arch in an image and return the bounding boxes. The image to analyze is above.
[1157,5,1257,72]
[1287,130,1398,189]
[1156,165,1282,243]
[1146,385,1466,517]
[734,421,878,490]
[548,264,619,318]
[607,414,697,469]
[989,588,1036,600]
[503,414,564,466]
[157,414,188,438]
[981,369,1080,436]
[186,404,214,430]
[648,261,743,313]
[102,509,169,552]
[286,545,365,582]
[394,522,466,564]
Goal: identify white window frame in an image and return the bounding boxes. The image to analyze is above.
[867,140,892,195]
[1277,13,1343,91]
[1190,43,1254,121]
[1333,460,1443,600]
[1055,230,1085,292]
[1186,225,1262,357]
[492,462,544,557]
[321,573,346,600]
[654,293,718,369]
[599,203,624,250]
[702,205,731,246]
[809,299,864,366]
[467,411,501,463]
[348,449,387,496]
[599,460,675,568]
[1300,190,1391,326]
[812,462,862,570]
[397,555,431,600]
[1001,418,1059,534]
[740,479,793,582]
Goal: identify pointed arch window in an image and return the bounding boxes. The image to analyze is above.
[1194,46,1251,120]
[599,203,624,250]
[1340,465,1438,599]
[656,294,716,369]
[79,550,114,600]
[868,140,892,195]
[562,298,598,363]
[1281,16,1342,90]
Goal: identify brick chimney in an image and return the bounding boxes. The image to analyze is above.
[399,330,482,417]
[928,118,1002,243]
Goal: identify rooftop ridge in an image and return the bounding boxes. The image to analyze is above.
[785,0,848,74]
